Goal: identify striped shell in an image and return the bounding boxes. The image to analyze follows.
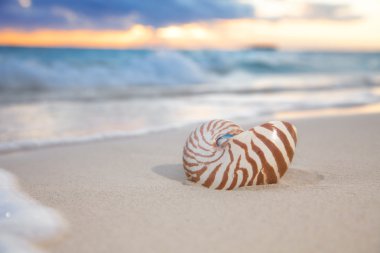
[183,119,297,190]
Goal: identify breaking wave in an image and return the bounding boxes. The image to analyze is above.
[1,47,379,93]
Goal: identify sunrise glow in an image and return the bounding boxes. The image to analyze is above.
[1,0,379,50]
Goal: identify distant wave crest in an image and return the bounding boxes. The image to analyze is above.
[0,50,206,91]
[1,48,379,92]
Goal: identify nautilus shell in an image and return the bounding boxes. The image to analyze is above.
[183,119,297,190]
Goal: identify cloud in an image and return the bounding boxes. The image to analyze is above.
[253,1,362,22]
[0,0,254,29]
[300,3,362,21]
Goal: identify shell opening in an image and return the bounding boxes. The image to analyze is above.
[216,133,235,147]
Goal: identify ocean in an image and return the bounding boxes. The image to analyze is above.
[0,47,380,152]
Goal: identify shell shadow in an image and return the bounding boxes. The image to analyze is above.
[243,168,324,191]
[281,168,324,186]
[152,163,185,183]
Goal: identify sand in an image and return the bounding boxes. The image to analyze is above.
[0,113,379,253]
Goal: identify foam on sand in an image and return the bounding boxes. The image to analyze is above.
[0,169,67,253]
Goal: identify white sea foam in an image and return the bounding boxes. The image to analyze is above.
[0,169,67,253]
[0,83,379,153]
[0,122,194,153]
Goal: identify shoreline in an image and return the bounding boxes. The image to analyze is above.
[2,102,380,155]
[0,112,380,253]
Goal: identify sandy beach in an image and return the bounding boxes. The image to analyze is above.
[1,113,380,253]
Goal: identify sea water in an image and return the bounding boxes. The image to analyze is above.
[0,47,379,152]
[0,169,66,253]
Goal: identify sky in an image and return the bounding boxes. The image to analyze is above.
[0,0,379,50]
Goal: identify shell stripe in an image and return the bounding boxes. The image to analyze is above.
[200,124,213,147]
[197,150,226,183]
[232,139,258,186]
[253,129,288,177]
[227,155,243,190]
[256,171,265,185]
[208,120,220,132]
[283,121,298,145]
[185,142,217,158]
[216,144,235,190]
[217,124,242,137]
[182,158,198,168]
[250,138,278,184]
[193,130,210,152]
[210,120,223,136]
[255,126,290,165]
[261,123,294,162]
[184,148,225,168]
[189,166,208,183]
[271,121,296,151]
[202,163,222,188]
[249,130,280,181]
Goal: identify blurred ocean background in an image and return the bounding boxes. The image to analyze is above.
[1,46,380,152]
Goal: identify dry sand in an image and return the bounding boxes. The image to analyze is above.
[0,113,379,253]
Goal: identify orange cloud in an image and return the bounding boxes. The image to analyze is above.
[0,18,379,51]
[0,25,155,49]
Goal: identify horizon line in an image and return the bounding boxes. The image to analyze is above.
[1,44,379,53]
